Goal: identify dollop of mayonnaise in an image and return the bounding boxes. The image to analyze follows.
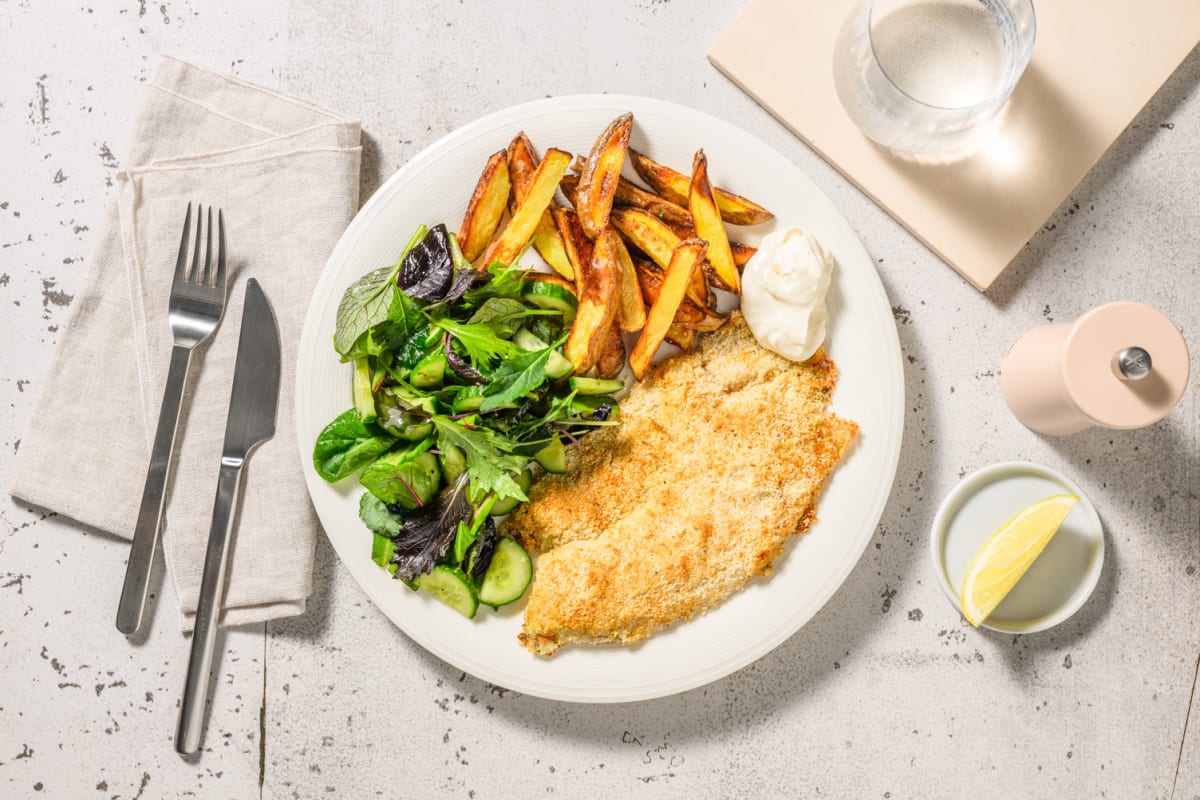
[741,226,835,361]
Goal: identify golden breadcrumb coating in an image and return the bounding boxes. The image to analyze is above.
[505,312,858,655]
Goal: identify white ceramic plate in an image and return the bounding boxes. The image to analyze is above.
[295,95,904,702]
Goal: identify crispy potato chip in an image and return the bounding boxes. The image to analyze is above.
[507,132,575,280]
[458,151,511,263]
[688,149,739,293]
[629,149,774,226]
[629,239,706,380]
[575,113,634,239]
[478,148,571,270]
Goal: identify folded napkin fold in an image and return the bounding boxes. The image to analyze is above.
[9,56,362,631]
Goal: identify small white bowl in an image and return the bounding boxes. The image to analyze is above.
[929,461,1105,633]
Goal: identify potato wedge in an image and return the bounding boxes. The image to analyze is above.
[550,206,592,291]
[507,133,575,280]
[564,219,620,374]
[518,269,577,293]
[613,177,692,228]
[559,173,581,208]
[608,228,646,332]
[731,241,757,268]
[610,207,708,309]
[477,147,571,270]
[629,149,774,226]
[595,319,627,379]
[688,149,739,293]
[505,132,538,204]
[660,221,756,290]
[575,112,634,239]
[629,239,706,380]
[458,151,511,263]
[665,324,698,351]
[633,259,726,331]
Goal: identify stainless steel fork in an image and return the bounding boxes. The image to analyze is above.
[116,203,228,636]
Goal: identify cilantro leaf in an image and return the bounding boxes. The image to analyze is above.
[431,416,528,502]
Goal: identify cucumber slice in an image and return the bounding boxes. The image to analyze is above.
[569,376,624,395]
[414,565,478,619]
[521,281,578,322]
[571,395,620,420]
[545,350,575,380]
[489,469,534,516]
[533,438,567,474]
[452,385,485,412]
[353,359,377,422]
[410,349,446,388]
[453,385,518,413]
[439,444,466,484]
[512,327,547,351]
[477,537,533,607]
[370,532,397,575]
[513,328,574,379]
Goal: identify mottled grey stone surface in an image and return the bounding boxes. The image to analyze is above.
[1,2,1197,798]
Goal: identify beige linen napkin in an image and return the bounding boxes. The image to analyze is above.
[9,56,361,631]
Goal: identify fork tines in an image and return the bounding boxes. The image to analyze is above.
[174,202,227,291]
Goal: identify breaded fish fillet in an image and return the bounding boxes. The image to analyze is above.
[506,313,858,656]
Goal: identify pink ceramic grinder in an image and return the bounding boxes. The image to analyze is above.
[1001,301,1190,435]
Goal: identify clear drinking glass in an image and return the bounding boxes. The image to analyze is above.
[832,0,1036,158]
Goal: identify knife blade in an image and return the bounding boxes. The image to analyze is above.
[176,278,280,755]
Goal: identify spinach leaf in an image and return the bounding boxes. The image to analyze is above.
[468,298,530,329]
[431,416,528,502]
[333,265,396,356]
[360,440,440,509]
[388,285,425,334]
[371,289,428,362]
[312,409,396,482]
[332,224,427,356]
[480,345,555,411]
[360,492,403,536]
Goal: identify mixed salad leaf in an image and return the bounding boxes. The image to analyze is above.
[313,223,622,616]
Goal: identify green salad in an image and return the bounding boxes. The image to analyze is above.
[312,223,622,618]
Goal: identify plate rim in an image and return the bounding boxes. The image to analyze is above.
[295,93,905,702]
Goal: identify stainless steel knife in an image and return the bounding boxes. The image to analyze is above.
[176,278,281,756]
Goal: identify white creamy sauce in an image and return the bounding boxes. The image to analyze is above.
[740,226,835,361]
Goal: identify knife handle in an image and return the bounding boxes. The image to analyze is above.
[117,343,193,636]
[175,458,243,755]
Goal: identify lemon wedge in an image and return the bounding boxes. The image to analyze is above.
[960,493,1080,627]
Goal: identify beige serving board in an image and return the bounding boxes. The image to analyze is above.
[709,0,1200,290]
